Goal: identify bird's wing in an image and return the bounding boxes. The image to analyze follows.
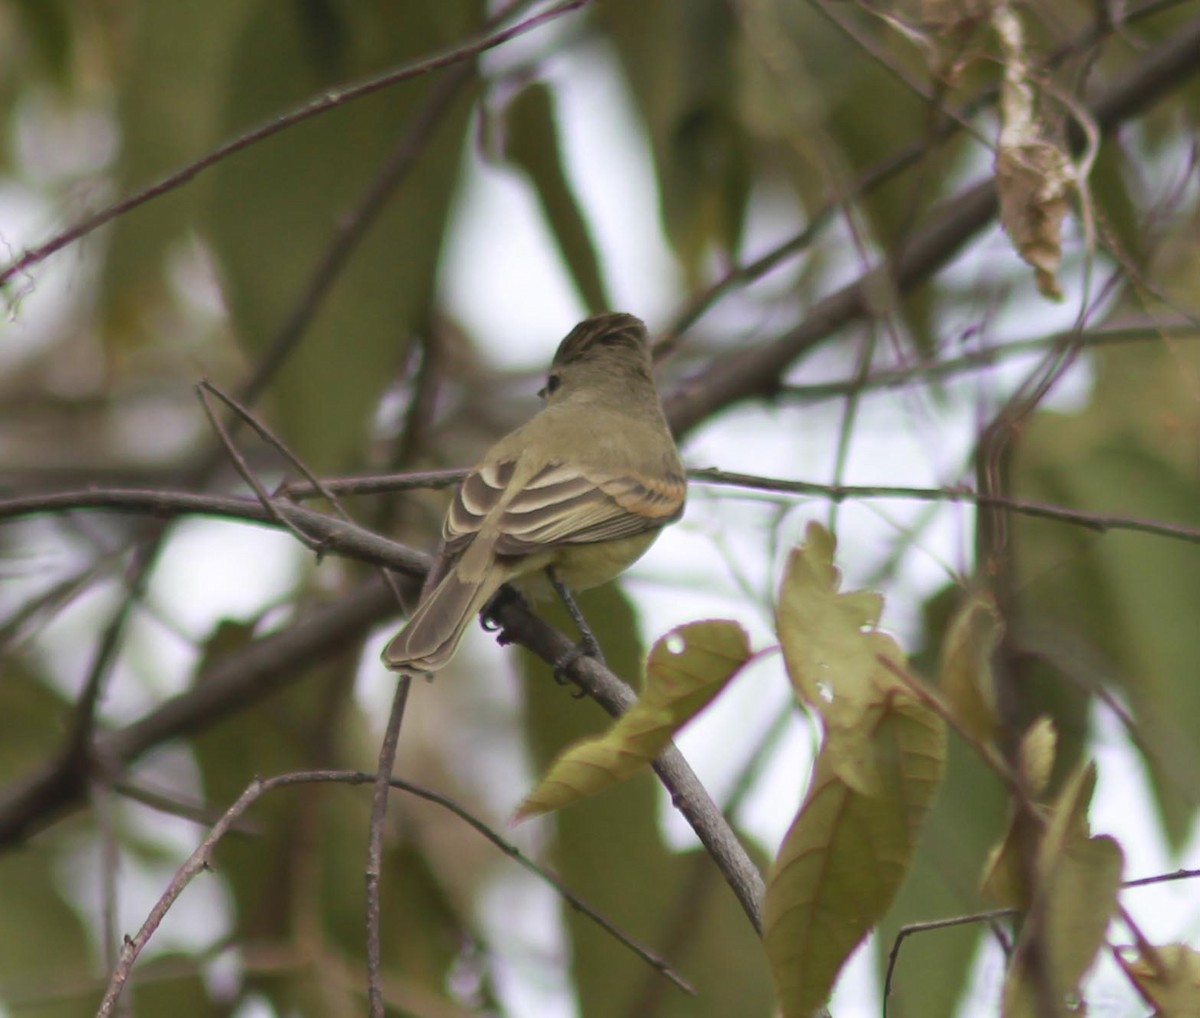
[444,459,685,556]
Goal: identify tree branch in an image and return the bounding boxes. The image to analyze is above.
[664,14,1200,437]
[0,0,596,288]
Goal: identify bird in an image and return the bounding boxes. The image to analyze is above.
[382,312,686,675]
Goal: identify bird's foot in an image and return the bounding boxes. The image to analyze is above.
[552,632,605,696]
[481,585,528,644]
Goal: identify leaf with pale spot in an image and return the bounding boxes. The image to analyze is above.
[776,521,909,793]
[514,620,752,821]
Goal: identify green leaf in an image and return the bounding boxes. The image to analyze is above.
[877,738,1009,1018]
[777,521,911,794]
[936,593,1001,745]
[979,762,1123,1017]
[516,619,752,819]
[600,0,750,281]
[13,0,74,86]
[1127,944,1200,1015]
[1016,338,1200,848]
[979,749,1082,913]
[520,587,774,1018]
[102,0,250,349]
[1037,763,1097,871]
[0,847,93,1018]
[1001,835,1123,1018]
[1018,717,1057,799]
[876,584,1012,1018]
[205,0,481,471]
[764,694,946,1018]
[0,657,71,783]
[129,960,227,1018]
[501,81,609,312]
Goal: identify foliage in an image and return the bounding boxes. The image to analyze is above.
[2,1,1200,1015]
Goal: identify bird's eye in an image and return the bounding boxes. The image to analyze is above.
[541,373,562,398]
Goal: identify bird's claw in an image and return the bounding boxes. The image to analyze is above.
[552,637,605,697]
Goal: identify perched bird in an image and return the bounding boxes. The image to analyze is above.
[382,312,686,674]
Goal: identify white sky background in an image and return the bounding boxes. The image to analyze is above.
[2,23,1200,1018]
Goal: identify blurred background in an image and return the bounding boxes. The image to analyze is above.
[2,1,1200,1015]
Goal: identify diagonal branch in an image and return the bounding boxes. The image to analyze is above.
[0,0,596,288]
[664,14,1200,437]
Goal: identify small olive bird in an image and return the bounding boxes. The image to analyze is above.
[382,312,686,674]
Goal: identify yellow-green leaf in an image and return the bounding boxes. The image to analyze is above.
[519,590,775,1017]
[980,756,1087,911]
[1019,717,1057,799]
[979,821,1028,910]
[205,1,480,472]
[515,620,752,820]
[600,0,751,282]
[1001,834,1123,1018]
[1038,762,1097,872]
[936,593,1001,744]
[763,694,946,1018]
[1127,943,1200,1015]
[776,521,908,793]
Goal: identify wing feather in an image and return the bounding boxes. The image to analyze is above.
[443,458,685,558]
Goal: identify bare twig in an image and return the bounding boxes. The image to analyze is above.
[778,322,1197,403]
[883,908,1019,1015]
[195,384,324,552]
[884,864,1200,1013]
[687,469,1200,546]
[0,0,595,289]
[11,466,1200,552]
[663,15,1200,436]
[196,380,410,610]
[94,768,692,1016]
[487,594,767,933]
[365,679,411,1018]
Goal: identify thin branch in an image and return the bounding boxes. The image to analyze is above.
[662,15,1200,436]
[487,594,766,934]
[0,489,432,573]
[7,465,1200,560]
[688,469,1200,545]
[0,0,596,288]
[0,578,400,847]
[366,679,411,1018]
[883,908,1019,1015]
[195,384,324,552]
[197,380,409,607]
[60,544,154,768]
[1124,866,1200,889]
[96,775,268,1018]
[0,493,764,938]
[282,468,467,501]
[94,768,692,1016]
[778,322,1198,403]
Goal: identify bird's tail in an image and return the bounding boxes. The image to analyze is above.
[381,565,504,674]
